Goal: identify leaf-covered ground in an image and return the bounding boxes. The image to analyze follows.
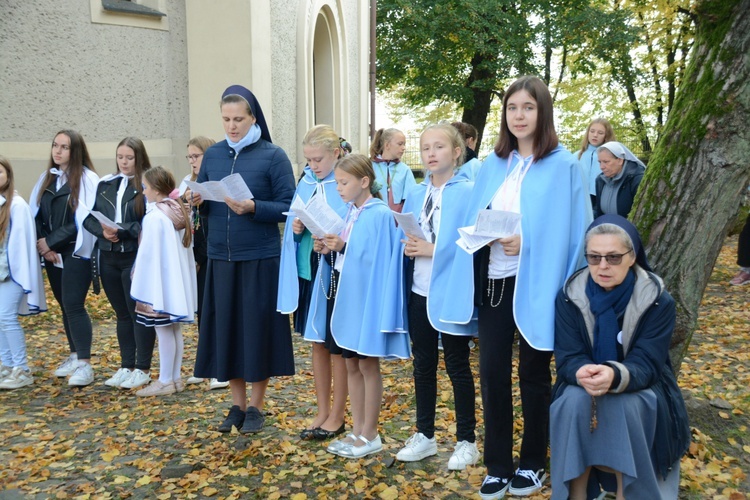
[0,236,747,499]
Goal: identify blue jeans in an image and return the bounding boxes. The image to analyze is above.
[0,279,28,369]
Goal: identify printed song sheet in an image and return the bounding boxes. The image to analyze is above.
[89,210,124,230]
[288,195,345,238]
[392,211,426,240]
[456,210,522,254]
[184,173,254,203]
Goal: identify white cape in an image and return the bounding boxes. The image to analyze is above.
[130,207,197,322]
[8,194,47,315]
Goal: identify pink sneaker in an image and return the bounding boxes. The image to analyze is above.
[729,270,750,286]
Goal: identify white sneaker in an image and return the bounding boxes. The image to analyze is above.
[209,378,229,390]
[0,367,35,389]
[0,365,12,379]
[395,432,438,462]
[54,353,78,377]
[68,362,94,386]
[104,368,132,387]
[186,376,204,385]
[120,369,151,389]
[448,440,480,470]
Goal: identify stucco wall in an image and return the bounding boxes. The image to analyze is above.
[1,0,369,196]
[270,0,300,169]
[0,0,190,196]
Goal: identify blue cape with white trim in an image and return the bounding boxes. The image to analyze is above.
[389,175,477,335]
[306,198,410,359]
[440,146,591,350]
[276,166,345,314]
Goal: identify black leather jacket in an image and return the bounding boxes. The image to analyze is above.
[35,183,78,256]
[82,177,145,253]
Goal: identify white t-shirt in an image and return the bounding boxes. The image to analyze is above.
[412,184,444,296]
[488,154,530,279]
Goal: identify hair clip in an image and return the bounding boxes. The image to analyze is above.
[168,189,180,200]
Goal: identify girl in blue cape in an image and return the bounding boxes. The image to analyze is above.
[369,128,416,212]
[390,124,480,471]
[310,154,410,459]
[441,76,591,499]
[277,125,349,441]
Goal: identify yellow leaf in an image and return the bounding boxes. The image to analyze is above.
[136,475,152,487]
[202,487,217,497]
[354,479,367,492]
[112,476,130,484]
[379,486,399,500]
[290,494,307,500]
[719,411,730,419]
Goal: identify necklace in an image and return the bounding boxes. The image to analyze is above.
[318,252,337,300]
[486,277,506,308]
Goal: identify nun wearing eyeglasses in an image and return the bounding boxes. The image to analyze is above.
[550,215,689,499]
[594,142,646,218]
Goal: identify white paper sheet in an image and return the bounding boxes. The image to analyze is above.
[474,210,522,237]
[392,211,426,240]
[290,195,345,238]
[89,210,123,230]
[456,210,522,254]
[185,173,254,203]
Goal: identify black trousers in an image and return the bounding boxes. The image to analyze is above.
[46,254,93,359]
[738,215,750,268]
[408,292,476,442]
[99,251,155,370]
[478,276,552,479]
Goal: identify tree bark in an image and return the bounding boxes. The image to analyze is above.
[630,0,750,373]
[461,51,496,153]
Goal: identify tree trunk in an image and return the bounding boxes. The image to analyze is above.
[461,51,496,153]
[630,0,750,373]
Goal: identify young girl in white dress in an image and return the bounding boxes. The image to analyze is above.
[131,166,197,396]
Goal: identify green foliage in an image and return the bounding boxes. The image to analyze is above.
[377,0,696,154]
[377,0,530,109]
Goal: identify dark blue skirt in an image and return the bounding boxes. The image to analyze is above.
[194,258,295,382]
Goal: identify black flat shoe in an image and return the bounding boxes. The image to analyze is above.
[299,427,320,440]
[312,423,345,440]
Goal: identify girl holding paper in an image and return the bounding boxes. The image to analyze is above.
[312,153,409,458]
[82,137,156,390]
[192,85,296,433]
[392,123,479,470]
[278,125,349,441]
[178,136,229,391]
[442,76,590,499]
[30,130,99,386]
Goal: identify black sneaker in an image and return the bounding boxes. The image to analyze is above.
[240,406,265,433]
[508,468,547,496]
[479,475,511,500]
[218,405,245,433]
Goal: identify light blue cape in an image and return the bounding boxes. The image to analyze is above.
[306,198,410,359]
[388,175,477,335]
[277,166,344,314]
[441,146,591,350]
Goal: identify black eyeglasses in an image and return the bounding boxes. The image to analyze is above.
[584,249,633,266]
[185,154,204,161]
